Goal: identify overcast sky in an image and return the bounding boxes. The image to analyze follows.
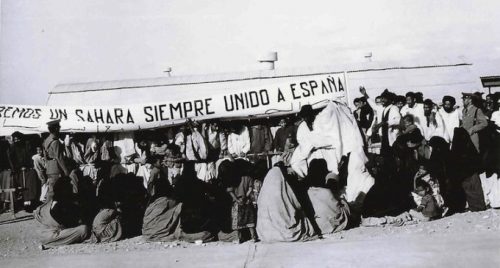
[1,0,499,105]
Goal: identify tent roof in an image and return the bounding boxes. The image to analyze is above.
[47,58,481,106]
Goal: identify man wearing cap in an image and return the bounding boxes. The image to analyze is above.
[461,93,487,153]
[43,120,70,200]
[438,96,461,143]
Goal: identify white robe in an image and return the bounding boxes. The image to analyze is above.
[438,108,461,143]
[381,104,401,146]
[418,112,446,141]
[291,121,338,177]
[227,126,250,156]
[366,98,384,137]
[401,103,425,127]
[290,101,375,203]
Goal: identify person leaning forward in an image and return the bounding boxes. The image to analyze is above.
[43,119,70,200]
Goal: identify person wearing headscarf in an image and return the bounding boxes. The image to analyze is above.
[226,159,257,242]
[306,165,350,235]
[428,136,452,209]
[141,154,180,242]
[291,104,336,177]
[34,177,90,249]
[448,128,486,212]
[256,164,317,242]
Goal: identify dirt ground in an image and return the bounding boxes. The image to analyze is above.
[1,209,500,267]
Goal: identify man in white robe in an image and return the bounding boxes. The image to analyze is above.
[401,92,426,127]
[290,102,375,203]
[377,90,401,155]
[438,96,461,143]
[420,99,446,141]
[291,105,336,177]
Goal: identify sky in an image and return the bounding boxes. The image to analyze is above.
[1,0,500,105]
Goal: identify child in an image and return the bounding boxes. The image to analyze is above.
[361,180,441,227]
[220,159,258,242]
[147,155,168,198]
[412,161,445,208]
[401,114,419,135]
[409,180,441,221]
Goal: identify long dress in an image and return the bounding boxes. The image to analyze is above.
[91,208,123,243]
[34,201,90,248]
[307,187,350,234]
[449,128,486,212]
[256,167,316,242]
[230,176,256,230]
[142,197,182,242]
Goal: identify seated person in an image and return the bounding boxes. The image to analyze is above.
[142,163,180,242]
[361,180,441,227]
[256,163,317,242]
[411,161,445,209]
[307,172,350,235]
[34,177,90,249]
[410,180,442,221]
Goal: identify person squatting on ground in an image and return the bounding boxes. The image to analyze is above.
[34,177,90,249]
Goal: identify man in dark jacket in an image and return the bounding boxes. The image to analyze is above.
[461,93,487,153]
[43,120,69,201]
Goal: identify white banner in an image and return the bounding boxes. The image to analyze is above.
[0,74,346,134]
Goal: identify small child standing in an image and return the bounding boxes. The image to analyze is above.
[219,159,258,242]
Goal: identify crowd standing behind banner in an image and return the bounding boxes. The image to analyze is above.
[1,86,500,248]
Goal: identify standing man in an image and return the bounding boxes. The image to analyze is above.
[420,99,446,141]
[438,96,461,143]
[43,119,70,201]
[377,90,401,156]
[401,92,426,127]
[359,87,383,148]
[461,93,487,153]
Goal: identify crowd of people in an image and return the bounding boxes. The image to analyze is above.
[1,86,500,249]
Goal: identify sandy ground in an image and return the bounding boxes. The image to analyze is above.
[1,209,500,267]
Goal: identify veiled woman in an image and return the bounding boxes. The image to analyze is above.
[256,164,316,242]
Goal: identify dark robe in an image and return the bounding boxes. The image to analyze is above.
[34,201,89,248]
[449,128,486,212]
